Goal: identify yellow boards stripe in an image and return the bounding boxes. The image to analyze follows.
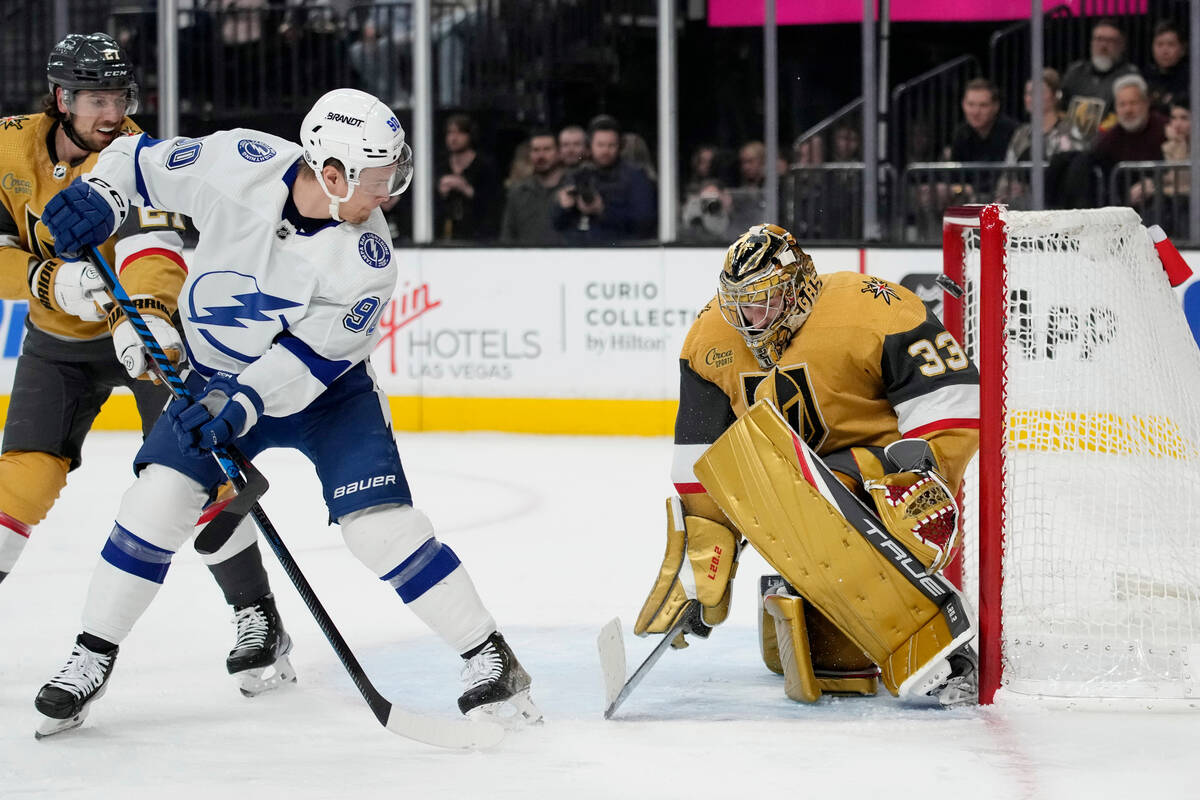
[0,395,679,437]
[1008,409,1196,459]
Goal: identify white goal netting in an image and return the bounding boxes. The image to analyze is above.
[956,206,1200,701]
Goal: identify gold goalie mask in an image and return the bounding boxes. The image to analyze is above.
[718,223,822,369]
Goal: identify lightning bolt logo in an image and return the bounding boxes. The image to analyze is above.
[189,292,302,328]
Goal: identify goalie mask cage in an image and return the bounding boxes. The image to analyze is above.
[942,204,1200,706]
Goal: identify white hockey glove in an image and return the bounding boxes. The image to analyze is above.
[106,297,184,382]
[28,258,107,321]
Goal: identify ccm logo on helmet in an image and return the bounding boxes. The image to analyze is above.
[333,474,397,498]
[326,112,364,127]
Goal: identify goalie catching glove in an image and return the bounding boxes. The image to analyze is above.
[855,438,961,575]
[634,496,741,648]
[106,298,184,382]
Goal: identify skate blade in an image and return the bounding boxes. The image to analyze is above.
[35,709,89,739]
[937,677,979,707]
[236,654,298,698]
[466,689,543,729]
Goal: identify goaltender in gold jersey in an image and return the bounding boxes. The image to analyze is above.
[634,223,981,706]
[0,33,293,699]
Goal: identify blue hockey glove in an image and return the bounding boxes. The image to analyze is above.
[42,177,129,258]
[168,376,255,457]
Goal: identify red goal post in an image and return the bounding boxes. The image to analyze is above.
[942,204,1200,706]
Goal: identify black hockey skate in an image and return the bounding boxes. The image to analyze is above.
[458,632,542,727]
[227,593,297,697]
[34,636,119,739]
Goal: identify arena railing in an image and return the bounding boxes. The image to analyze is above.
[889,55,981,170]
[791,97,864,164]
[1110,160,1196,242]
[987,3,1074,122]
[781,164,896,242]
[896,161,1107,244]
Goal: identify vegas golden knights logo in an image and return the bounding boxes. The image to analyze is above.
[743,365,828,450]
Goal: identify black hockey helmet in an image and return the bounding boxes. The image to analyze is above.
[47,32,136,93]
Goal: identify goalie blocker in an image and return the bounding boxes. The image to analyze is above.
[697,400,976,702]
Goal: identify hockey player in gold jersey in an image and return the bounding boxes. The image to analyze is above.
[635,223,981,706]
[0,33,294,697]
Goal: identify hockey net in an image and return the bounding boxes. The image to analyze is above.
[943,204,1200,705]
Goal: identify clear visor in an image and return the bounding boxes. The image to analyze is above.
[354,142,414,197]
[64,87,139,118]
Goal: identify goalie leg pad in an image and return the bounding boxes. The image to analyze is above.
[0,450,70,527]
[634,497,739,639]
[695,400,972,697]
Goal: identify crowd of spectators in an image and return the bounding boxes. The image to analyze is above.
[409,13,1194,244]
[891,16,1193,239]
[142,6,1194,244]
[426,113,658,246]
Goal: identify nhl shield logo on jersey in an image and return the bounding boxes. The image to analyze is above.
[186,270,303,363]
[237,139,277,163]
[860,277,900,305]
[357,232,390,269]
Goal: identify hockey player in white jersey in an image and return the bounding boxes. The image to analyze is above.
[32,88,540,738]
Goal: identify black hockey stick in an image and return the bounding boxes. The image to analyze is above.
[88,246,503,749]
[597,600,700,719]
[83,250,268,553]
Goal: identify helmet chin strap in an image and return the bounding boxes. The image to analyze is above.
[312,166,356,221]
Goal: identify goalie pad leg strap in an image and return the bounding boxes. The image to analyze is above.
[695,400,973,697]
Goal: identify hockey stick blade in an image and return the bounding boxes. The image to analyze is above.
[597,617,627,709]
[193,455,270,554]
[384,704,505,750]
[600,600,698,719]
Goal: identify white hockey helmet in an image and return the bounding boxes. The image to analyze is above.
[300,88,413,213]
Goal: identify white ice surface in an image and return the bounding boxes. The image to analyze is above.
[2,431,1198,799]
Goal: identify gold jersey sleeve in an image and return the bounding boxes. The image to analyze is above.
[0,113,184,342]
[673,271,979,499]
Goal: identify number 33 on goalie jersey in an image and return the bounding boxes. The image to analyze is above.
[672,271,980,501]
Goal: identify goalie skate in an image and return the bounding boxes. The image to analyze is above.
[459,632,542,727]
[933,645,979,707]
[34,638,118,739]
[227,593,297,697]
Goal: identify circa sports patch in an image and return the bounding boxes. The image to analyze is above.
[237,139,276,163]
[357,232,390,268]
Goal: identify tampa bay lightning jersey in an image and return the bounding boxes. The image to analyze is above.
[86,129,395,420]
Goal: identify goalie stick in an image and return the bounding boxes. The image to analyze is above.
[88,247,504,750]
[597,600,700,719]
